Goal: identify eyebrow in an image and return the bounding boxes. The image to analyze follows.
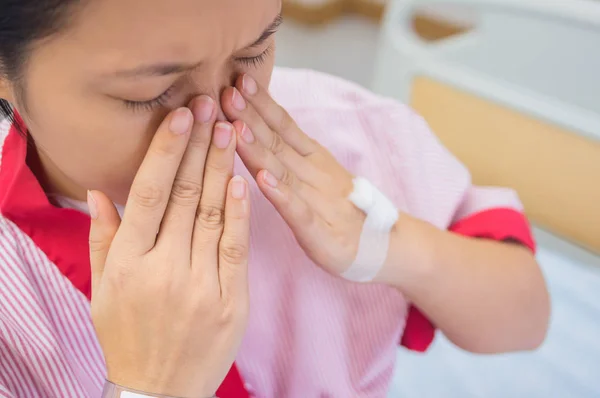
[111,13,283,79]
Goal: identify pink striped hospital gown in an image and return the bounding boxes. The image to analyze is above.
[0,68,535,397]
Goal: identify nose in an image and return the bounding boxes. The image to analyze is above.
[206,86,228,122]
[215,106,227,122]
[188,67,237,122]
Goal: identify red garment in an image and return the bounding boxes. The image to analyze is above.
[401,208,536,351]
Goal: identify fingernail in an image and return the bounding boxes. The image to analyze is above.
[87,191,99,220]
[193,96,214,124]
[263,170,278,189]
[213,122,233,149]
[242,75,258,95]
[240,123,255,144]
[231,176,247,199]
[232,88,246,111]
[170,108,192,135]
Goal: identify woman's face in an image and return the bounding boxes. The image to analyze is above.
[9,0,280,204]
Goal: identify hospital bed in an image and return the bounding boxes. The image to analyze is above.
[370,0,600,396]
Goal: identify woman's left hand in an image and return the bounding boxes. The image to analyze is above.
[220,74,375,278]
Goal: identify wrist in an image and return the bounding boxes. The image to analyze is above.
[374,212,439,290]
[102,380,217,398]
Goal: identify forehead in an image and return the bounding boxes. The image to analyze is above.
[63,0,280,69]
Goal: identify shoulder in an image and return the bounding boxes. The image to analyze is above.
[269,67,462,161]
[270,67,408,115]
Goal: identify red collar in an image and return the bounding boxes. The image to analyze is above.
[0,113,248,398]
[0,113,93,296]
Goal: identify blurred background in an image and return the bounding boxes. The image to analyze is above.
[276,1,600,397]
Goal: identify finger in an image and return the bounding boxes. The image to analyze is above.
[88,190,121,298]
[237,74,318,156]
[231,77,354,197]
[256,169,330,258]
[233,120,338,219]
[232,120,308,190]
[157,96,215,247]
[222,86,316,164]
[119,107,193,254]
[218,176,250,301]
[221,87,296,157]
[223,89,322,184]
[192,121,236,275]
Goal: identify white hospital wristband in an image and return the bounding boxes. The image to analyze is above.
[102,381,217,398]
[341,177,399,283]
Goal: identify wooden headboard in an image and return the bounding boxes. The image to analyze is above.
[410,77,600,254]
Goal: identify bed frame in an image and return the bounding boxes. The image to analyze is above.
[373,0,600,255]
[410,77,600,254]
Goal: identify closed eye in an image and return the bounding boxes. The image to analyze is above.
[122,85,175,112]
[235,45,273,68]
[121,45,274,112]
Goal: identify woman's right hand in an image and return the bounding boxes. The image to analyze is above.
[87,96,249,398]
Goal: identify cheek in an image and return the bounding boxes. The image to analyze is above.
[23,45,168,202]
[24,98,157,201]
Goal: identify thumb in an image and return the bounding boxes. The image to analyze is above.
[87,190,121,298]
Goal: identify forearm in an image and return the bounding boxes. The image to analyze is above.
[378,214,550,354]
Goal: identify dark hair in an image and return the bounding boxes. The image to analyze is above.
[0,0,79,124]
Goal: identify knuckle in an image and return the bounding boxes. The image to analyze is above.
[131,182,165,209]
[221,294,249,326]
[217,303,239,325]
[205,160,231,177]
[104,263,134,289]
[277,112,295,134]
[280,168,296,188]
[188,128,211,149]
[220,240,248,264]
[170,178,202,206]
[197,204,226,229]
[188,288,228,319]
[88,235,111,254]
[152,136,182,157]
[268,133,285,156]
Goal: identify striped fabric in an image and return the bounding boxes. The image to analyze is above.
[0,215,104,397]
[0,68,534,397]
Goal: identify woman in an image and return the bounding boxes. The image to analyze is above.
[0,0,550,397]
